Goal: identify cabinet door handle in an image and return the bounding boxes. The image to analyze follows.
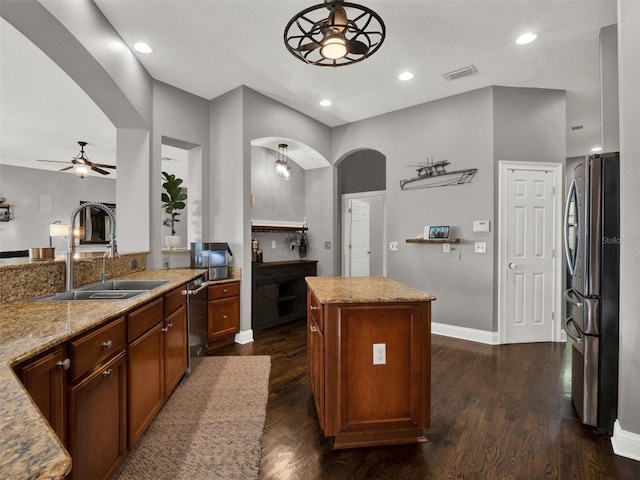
[309,325,318,333]
[222,314,228,319]
[161,326,169,332]
[310,305,319,311]
[166,322,174,328]
[223,288,228,294]
[101,340,112,350]
[102,369,113,378]
[56,358,71,370]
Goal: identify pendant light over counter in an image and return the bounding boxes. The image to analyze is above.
[284,0,385,67]
[275,143,291,179]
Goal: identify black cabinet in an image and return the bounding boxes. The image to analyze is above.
[252,260,318,331]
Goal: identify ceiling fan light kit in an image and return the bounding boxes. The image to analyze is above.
[284,0,385,67]
[55,141,117,178]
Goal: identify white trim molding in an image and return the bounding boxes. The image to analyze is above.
[234,329,254,345]
[612,420,640,462]
[432,322,500,345]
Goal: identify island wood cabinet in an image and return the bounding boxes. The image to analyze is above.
[207,280,240,351]
[306,278,432,449]
[252,260,317,331]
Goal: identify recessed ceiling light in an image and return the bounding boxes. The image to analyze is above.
[133,42,154,54]
[591,146,602,152]
[398,72,414,81]
[319,99,332,107]
[516,33,537,45]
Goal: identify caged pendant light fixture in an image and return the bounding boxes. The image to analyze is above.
[284,0,385,67]
[275,143,291,179]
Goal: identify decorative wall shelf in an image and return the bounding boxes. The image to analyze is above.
[0,204,11,222]
[405,238,461,244]
[252,225,308,233]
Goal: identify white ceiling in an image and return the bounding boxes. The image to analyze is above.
[0,0,618,177]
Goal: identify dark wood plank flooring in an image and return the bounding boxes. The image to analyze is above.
[212,319,640,480]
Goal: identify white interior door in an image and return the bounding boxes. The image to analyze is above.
[349,199,370,276]
[500,163,560,343]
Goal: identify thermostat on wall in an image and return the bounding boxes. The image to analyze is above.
[473,220,490,233]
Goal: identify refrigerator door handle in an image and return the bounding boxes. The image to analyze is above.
[565,317,583,344]
[564,288,584,308]
[564,178,579,276]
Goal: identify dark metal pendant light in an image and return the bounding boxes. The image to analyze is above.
[284,0,385,67]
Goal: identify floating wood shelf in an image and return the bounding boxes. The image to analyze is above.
[252,225,308,233]
[405,238,461,244]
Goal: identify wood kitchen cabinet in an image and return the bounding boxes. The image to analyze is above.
[68,351,127,480]
[127,297,165,447]
[306,277,433,449]
[16,346,69,445]
[252,260,317,331]
[68,317,127,480]
[164,292,187,397]
[207,280,240,351]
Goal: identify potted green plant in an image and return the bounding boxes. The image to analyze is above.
[161,171,187,249]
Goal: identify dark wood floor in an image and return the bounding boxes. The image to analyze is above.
[212,319,640,480]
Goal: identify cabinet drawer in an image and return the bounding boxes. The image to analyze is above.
[164,285,186,317]
[127,298,164,343]
[70,317,126,381]
[208,281,239,300]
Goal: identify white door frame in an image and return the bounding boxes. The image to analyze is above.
[498,161,564,344]
[341,190,387,277]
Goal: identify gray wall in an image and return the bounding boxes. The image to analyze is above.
[151,80,211,268]
[600,24,619,152]
[617,0,640,440]
[0,165,115,252]
[251,145,307,263]
[338,150,386,194]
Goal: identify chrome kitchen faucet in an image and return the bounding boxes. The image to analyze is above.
[66,202,118,291]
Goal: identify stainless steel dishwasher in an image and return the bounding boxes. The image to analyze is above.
[182,275,208,374]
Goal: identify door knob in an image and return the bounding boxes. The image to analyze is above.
[508,262,517,270]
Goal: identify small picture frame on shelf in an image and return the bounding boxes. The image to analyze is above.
[425,225,450,240]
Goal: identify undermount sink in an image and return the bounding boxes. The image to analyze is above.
[29,279,172,302]
[79,280,171,291]
[30,290,148,302]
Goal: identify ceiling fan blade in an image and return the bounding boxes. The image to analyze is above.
[91,163,116,169]
[37,159,70,164]
[91,166,111,175]
[298,41,321,52]
[59,166,74,172]
[346,39,368,55]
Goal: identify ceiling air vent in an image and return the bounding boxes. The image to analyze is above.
[443,65,477,81]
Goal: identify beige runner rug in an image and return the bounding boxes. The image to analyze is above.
[114,355,271,480]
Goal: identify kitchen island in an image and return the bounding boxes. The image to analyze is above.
[305,276,435,449]
[0,268,231,480]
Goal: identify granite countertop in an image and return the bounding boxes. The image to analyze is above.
[0,268,238,480]
[305,276,436,304]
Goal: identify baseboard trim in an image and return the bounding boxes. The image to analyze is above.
[234,329,254,345]
[432,322,500,345]
[612,420,640,462]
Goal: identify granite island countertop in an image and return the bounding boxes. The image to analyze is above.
[0,268,239,479]
[305,276,436,304]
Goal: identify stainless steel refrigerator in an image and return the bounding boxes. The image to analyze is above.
[563,152,619,435]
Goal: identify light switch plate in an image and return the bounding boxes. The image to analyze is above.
[443,243,451,253]
[389,241,398,251]
[473,220,491,233]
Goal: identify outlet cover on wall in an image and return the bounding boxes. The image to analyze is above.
[389,241,398,251]
[373,343,386,365]
[474,242,487,253]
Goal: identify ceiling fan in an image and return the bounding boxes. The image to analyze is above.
[37,141,116,178]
